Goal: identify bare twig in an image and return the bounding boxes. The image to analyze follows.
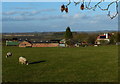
[107,1,118,19]
[63,0,119,19]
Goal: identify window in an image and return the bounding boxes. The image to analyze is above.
[100,36,106,39]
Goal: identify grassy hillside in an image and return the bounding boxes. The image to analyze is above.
[2,45,118,82]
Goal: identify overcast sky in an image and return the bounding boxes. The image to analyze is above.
[2,2,118,33]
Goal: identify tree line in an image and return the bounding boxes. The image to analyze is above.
[64,27,120,46]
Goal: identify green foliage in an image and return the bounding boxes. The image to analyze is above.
[116,32,120,42]
[109,32,120,44]
[66,39,75,47]
[73,32,98,44]
[109,35,116,44]
[87,34,97,44]
[99,40,109,45]
[64,27,74,46]
[64,27,73,40]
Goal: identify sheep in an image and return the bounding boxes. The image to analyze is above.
[6,52,12,58]
[19,56,29,65]
[94,45,98,47]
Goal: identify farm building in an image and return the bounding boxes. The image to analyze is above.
[32,42,59,47]
[59,39,66,47]
[6,41,19,46]
[50,40,61,43]
[19,41,32,47]
[95,33,111,45]
[59,39,66,44]
[19,41,59,47]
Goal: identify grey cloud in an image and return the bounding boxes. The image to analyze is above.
[2,14,69,21]
[2,9,56,16]
[15,7,33,9]
[42,9,56,12]
[2,11,18,15]
[2,16,34,21]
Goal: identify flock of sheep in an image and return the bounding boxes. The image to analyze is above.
[6,52,29,65]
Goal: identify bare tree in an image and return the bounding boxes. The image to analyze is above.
[60,0,119,19]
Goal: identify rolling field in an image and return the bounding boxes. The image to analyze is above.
[2,45,118,82]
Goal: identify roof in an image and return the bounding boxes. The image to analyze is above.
[32,41,58,43]
[97,35,108,39]
[19,41,32,44]
[20,40,61,44]
[32,40,61,43]
[60,39,65,41]
[6,41,19,46]
[50,39,61,42]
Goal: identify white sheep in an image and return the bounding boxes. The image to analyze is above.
[19,56,28,65]
[94,45,98,47]
[6,52,12,58]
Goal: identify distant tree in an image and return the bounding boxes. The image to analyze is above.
[109,35,116,44]
[100,40,109,45]
[87,34,97,44]
[64,27,73,40]
[64,27,74,46]
[116,32,120,42]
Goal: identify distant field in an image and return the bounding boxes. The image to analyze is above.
[2,45,118,82]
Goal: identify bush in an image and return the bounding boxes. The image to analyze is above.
[66,39,75,47]
[99,40,109,45]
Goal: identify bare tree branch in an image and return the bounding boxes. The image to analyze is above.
[61,0,119,19]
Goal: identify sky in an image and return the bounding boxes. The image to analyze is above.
[2,2,119,33]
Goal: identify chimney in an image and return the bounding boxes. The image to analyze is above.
[106,33,108,39]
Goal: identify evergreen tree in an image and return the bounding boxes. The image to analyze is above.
[64,27,74,46]
[64,27,73,40]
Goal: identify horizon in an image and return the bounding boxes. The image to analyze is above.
[2,29,119,34]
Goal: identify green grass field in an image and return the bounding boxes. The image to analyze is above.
[2,45,118,82]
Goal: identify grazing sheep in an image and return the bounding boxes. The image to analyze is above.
[19,56,28,65]
[6,52,12,58]
[94,45,98,47]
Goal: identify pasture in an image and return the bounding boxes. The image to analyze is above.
[2,45,118,82]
